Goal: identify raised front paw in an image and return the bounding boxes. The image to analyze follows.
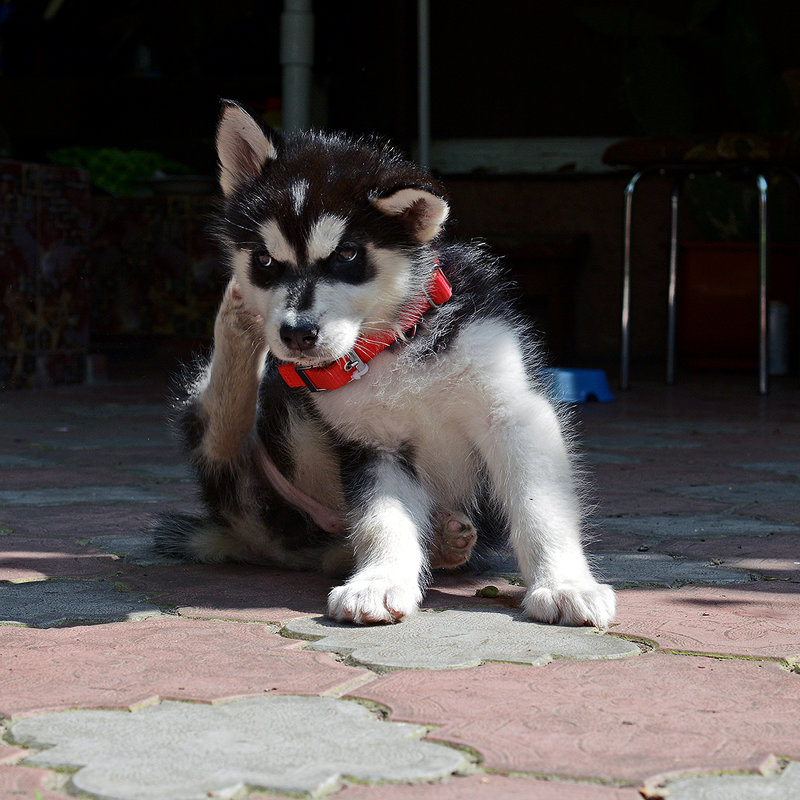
[429,509,477,569]
[522,580,616,629]
[327,575,422,624]
[214,279,267,351]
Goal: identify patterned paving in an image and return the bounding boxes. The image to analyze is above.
[1,376,799,799]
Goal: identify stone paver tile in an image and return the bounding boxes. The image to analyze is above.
[642,760,800,800]
[1,467,159,491]
[604,421,744,436]
[595,514,799,539]
[593,489,726,517]
[656,534,800,580]
[735,502,800,523]
[591,551,752,587]
[665,481,800,507]
[122,563,333,621]
[586,435,701,450]
[0,617,371,717]
[0,537,120,580]
[349,656,800,783]
[423,573,525,609]
[330,774,642,800]
[736,461,800,477]
[284,608,638,670]
[10,696,467,800]
[0,486,173,507]
[124,564,525,623]
[31,432,172,450]
[87,533,183,565]
[63,402,167,418]
[0,504,190,539]
[0,765,69,800]
[613,583,800,658]
[0,579,163,627]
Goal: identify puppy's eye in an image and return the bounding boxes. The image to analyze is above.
[253,249,273,269]
[326,243,365,283]
[334,244,358,262]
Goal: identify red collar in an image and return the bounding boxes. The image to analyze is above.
[277,267,452,392]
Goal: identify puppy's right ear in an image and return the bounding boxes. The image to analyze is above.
[216,100,278,196]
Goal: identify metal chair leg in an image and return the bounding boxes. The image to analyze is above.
[666,179,681,385]
[756,173,769,395]
[620,171,642,390]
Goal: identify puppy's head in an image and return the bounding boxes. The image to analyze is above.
[214,101,449,366]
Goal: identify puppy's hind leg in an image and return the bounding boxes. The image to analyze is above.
[429,510,477,569]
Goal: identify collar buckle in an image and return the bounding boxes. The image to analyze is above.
[343,350,370,379]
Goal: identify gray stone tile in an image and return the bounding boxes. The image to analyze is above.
[123,463,192,482]
[736,461,800,478]
[583,451,642,465]
[66,404,167,418]
[0,486,172,507]
[665,481,800,506]
[595,514,800,539]
[607,421,742,436]
[0,454,56,468]
[646,761,800,800]
[0,580,163,627]
[283,608,639,670]
[586,436,701,451]
[10,696,467,799]
[591,551,753,587]
[33,435,172,450]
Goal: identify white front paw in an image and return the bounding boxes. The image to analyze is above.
[328,575,422,625]
[523,580,616,629]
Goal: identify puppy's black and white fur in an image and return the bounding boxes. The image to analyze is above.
[153,101,615,627]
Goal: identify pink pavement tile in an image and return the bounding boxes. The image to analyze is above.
[0,504,186,539]
[656,534,800,580]
[0,765,69,800]
[613,582,800,658]
[0,536,121,580]
[122,564,527,622]
[349,656,800,783]
[121,563,334,621]
[0,467,151,490]
[594,489,726,517]
[0,744,27,764]
[0,617,371,718]
[423,573,526,610]
[313,774,641,800]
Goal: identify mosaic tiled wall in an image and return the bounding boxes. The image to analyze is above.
[0,161,91,389]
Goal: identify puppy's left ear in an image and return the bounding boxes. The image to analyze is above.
[216,100,278,196]
[371,188,450,243]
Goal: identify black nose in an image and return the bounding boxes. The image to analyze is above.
[279,322,319,352]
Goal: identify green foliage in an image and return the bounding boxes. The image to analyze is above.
[48,147,190,196]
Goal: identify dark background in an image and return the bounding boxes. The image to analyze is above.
[2,0,800,384]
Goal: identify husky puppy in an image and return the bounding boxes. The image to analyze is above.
[153,100,615,628]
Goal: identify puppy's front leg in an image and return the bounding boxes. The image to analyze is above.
[191,280,267,464]
[327,449,430,624]
[474,383,615,628]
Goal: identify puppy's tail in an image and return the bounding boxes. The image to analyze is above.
[149,512,230,562]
